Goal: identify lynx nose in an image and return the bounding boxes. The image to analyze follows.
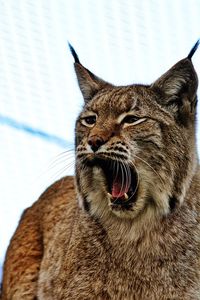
[88,135,106,152]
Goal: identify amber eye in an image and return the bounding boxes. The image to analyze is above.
[81,115,96,127]
[122,115,139,124]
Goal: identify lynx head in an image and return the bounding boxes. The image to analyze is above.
[69,41,199,222]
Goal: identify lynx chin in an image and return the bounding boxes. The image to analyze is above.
[2,40,200,300]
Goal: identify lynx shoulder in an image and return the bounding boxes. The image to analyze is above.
[2,41,200,300]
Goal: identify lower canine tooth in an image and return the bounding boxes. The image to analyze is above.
[107,193,112,198]
[124,193,128,200]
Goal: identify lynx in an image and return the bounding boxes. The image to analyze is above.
[2,41,200,300]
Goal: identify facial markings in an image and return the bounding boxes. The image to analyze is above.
[77,86,171,161]
[86,87,139,116]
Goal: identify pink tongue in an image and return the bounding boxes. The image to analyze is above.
[112,177,130,198]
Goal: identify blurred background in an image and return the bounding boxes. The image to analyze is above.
[1,0,200,279]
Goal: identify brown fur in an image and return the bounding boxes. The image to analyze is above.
[2,44,200,299]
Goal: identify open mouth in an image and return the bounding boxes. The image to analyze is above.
[88,158,139,208]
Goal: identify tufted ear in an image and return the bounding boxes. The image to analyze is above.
[68,43,112,102]
[151,40,199,125]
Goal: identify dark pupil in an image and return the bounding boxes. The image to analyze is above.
[85,116,96,124]
[123,115,138,123]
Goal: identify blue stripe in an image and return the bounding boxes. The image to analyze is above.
[0,114,72,148]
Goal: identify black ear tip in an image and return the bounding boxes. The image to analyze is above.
[68,42,80,64]
[187,39,200,60]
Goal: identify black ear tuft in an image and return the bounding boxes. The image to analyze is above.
[152,44,199,125]
[187,39,200,60]
[68,42,80,64]
[68,43,112,102]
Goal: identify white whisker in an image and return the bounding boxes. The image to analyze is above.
[129,162,140,200]
[49,160,75,182]
[134,154,165,187]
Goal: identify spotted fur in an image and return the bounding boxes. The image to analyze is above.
[2,42,200,299]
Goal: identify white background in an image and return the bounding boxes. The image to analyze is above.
[1,0,200,278]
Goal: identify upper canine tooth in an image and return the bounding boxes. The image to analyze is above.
[107,192,112,198]
[124,193,129,200]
